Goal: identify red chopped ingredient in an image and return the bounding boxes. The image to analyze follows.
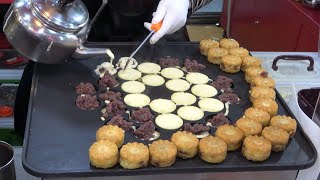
[260,71,269,78]
[159,57,180,68]
[183,123,210,135]
[0,106,13,117]
[75,82,96,94]
[102,100,126,118]
[207,113,230,128]
[107,115,133,131]
[75,94,99,110]
[133,121,155,140]
[211,75,233,91]
[219,93,240,104]
[99,91,122,102]
[184,59,206,72]
[98,71,118,88]
[131,108,154,122]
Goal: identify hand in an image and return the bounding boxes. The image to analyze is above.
[144,0,190,44]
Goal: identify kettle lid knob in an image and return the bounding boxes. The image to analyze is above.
[31,0,89,32]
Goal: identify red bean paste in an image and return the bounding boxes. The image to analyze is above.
[133,121,155,140]
[131,108,154,122]
[207,113,230,128]
[75,94,99,110]
[183,123,210,134]
[107,115,133,131]
[184,59,206,72]
[99,91,122,102]
[159,57,180,68]
[98,71,118,88]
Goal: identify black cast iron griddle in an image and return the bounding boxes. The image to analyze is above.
[22,43,317,178]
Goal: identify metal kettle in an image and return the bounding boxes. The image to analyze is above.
[3,0,110,64]
[302,0,320,9]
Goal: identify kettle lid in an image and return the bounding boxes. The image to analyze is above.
[32,0,89,32]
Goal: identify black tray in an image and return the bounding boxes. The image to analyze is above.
[22,43,317,178]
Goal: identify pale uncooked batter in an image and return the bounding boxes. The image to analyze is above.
[137,62,161,74]
[186,72,209,84]
[198,98,224,112]
[121,81,146,94]
[177,106,204,121]
[166,79,190,92]
[124,94,150,108]
[171,92,197,106]
[142,74,165,86]
[191,84,218,98]
[149,99,176,114]
[155,114,184,130]
[160,67,184,79]
[118,69,142,81]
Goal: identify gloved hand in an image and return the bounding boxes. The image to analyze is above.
[144,0,190,44]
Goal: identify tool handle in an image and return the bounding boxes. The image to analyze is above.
[151,21,163,32]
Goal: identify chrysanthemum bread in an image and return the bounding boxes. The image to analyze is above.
[270,115,297,138]
[241,56,262,72]
[89,140,119,169]
[220,55,242,73]
[251,76,276,89]
[262,126,290,152]
[149,140,177,167]
[119,142,149,169]
[198,136,227,163]
[215,124,244,151]
[200,39,219,56]
[242,135,272,162]
[236,118,263,137]
[219,38,240,49]
[244,107,271,127]
[96,125,125,148]
[228,47,249,58]
[253,98,278,117]
[171,131,199,159]
[207,47,228,64]
[245,67,267,84]
[249,86,276,102]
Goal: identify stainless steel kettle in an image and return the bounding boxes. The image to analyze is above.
[302,0,320,9]
[3,0,110,64]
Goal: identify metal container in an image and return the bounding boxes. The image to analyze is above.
[0,141,15,180]
[3,0,110,64]
[302,0,320,9]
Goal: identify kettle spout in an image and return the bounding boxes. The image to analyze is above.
[72,46,112,60]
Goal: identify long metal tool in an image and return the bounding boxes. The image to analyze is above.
[123,21,163,70]
[226,0,232,38]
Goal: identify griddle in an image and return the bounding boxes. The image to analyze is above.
[22,43,317,178]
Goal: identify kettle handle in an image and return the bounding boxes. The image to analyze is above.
[57,0,75,7]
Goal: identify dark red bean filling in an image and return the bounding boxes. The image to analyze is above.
[219,93,240,104]
[75,82,96,95]
[102,100,126,118]
[131,108,154,123]
[75,94,99,110]
[99,91,122,102]
[183,123,210,135]
[211,75,233,91]
[107,115,133,131]
[260,71,269,78]
[184,59,206,72]
[133,121,155,140]
[159,57,180,68]
[98,71,118,88]
[207,113,230,128]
